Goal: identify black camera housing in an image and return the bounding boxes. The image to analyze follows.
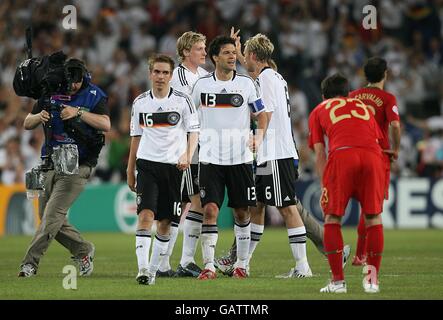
[13,51,88,100]
[14,50,103,170]
[14,51,69,99]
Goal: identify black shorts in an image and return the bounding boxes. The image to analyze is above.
[181,164,199,202]
[199,162,256,209]
[136,159,183,223]
[255,158,298,207]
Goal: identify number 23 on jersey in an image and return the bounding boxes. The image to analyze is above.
[325,98,370,124]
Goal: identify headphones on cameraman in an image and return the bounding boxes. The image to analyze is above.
[64,58,89,84]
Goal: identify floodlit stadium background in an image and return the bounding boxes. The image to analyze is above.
[1,0,443,234]
[1,0,443,302]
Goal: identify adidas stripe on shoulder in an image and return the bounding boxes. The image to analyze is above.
[178,66,189,86]
[173,89,197,114]
[133,91,150,104]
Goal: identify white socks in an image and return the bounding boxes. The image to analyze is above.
[136,229,151,271]
[288,226,309,273]
[158,222,179,272]
[180,211,203,267]
[201,224,218,272]
[234,220,251,269]
[247,223,264,266]
[149,233,170,275]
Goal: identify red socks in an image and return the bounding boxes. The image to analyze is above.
[356,213,367,259]
[324,221,383,283]
[366,224,384,279]
[324,223,344,282]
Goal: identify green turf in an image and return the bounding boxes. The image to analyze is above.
[0,228,442,300]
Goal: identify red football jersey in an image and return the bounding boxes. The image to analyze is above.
[349,87,399,150]
[308,97,382,155]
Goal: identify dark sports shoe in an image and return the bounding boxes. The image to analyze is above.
[175,263,202,277]
[18,264,37,278]
[156,269,176,277]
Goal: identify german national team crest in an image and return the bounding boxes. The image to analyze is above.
[200,189,206,198]
[167,112,180,125]
[230,94,243,107]
[136,195,142,205]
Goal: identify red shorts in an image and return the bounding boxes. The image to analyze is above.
[321,148,385,216]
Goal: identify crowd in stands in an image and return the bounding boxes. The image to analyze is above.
[1,0,443,185]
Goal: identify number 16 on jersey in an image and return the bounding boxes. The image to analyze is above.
[173,202,182,216]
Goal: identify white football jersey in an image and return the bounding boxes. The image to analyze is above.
[130,87,200,164]
[171,64,209,95]
[256,67,298,165]
[171,64,209,165]
[191,71,265,165]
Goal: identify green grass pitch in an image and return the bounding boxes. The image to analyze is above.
[1,228,442,300]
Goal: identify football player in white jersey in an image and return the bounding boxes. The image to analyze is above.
[157,32,209,278]
[127,54,199,285]
[192,36,269,280]
[171,32,209,94]
[215,30,350,278]
[243,34,313,277]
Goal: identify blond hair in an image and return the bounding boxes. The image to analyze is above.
[176,31,206,63]
[244,33,274,63]
[269,59,277,71]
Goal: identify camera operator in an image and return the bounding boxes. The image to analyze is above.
[18,58,110,278]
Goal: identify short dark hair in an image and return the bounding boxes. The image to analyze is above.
[364,57,387,83]
[321,73,349,99]
[65,58,87,83]
[208,36,236,65]
[148,54,175,73]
